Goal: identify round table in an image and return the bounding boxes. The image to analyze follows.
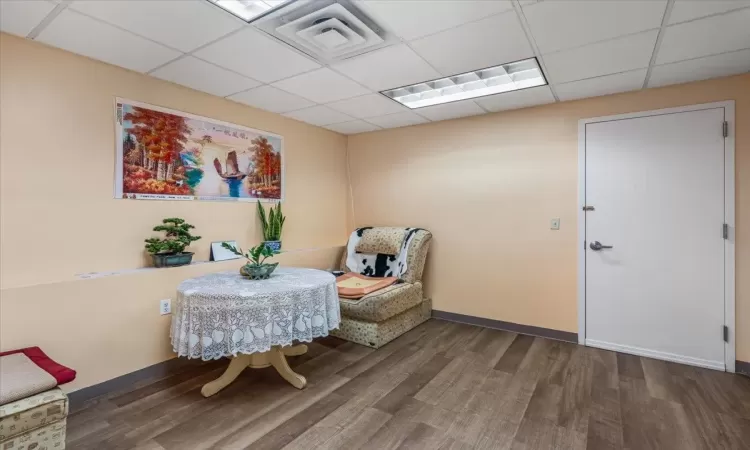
[171,267,339,397]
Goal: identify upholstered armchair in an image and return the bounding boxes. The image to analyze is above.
[331,227,432,348]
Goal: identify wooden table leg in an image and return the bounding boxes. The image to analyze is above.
[200,344,308,397]
[270,346,307,389]
[201,353,251,398]
[283,344,308,357]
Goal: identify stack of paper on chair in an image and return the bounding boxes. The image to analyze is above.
[336,273,398,300]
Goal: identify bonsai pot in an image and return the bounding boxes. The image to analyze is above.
[263,240,282,252]
[240,262,279,280]
[151,252,194,268]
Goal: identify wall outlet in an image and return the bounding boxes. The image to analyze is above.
[550,218,561,230]
[160,299,171,315]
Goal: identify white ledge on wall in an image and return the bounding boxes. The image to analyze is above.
[74,259,228,280]
[74,246,341,281]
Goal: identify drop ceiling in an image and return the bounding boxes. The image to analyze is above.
[2,0,749,134]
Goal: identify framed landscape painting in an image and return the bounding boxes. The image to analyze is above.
[115,98,284,202]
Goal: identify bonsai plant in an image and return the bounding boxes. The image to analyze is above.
[257,201,285,251]
[144,218,201,268]
[221,242,280,280]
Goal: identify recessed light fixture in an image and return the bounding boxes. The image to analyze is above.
[381,58,547,109]
[208,0,290,22]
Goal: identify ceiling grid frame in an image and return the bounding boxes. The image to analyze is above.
[25,0,69,40]
[653,46,750,69]
[539,26,664,60]
[5,0,748,134]
[510,0,559,102]
[668,1,750,25]
[41,3,219,58]
[642,0,676,89]
[147,26,249,76]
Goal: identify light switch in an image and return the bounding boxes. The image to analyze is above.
[550,218,560,230]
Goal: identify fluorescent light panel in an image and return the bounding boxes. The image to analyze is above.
[381,58,547,109]
[209,0,288,22]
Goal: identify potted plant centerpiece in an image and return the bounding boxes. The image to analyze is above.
[144,218,201,267]
[221,242,280,280]
[257,201,285,252]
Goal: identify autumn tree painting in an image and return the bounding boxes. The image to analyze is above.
[116,100,283,201]
[247,136,282,198]
[121,106,192,195]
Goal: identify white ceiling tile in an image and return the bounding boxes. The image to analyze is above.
[366,111,429,129]
[543,30,657,84]
[326,94,405,119]
[324,120,381,134]
[415,100,485,122]
[669,0,750,24]
[150,56,260,97]
[523,0,667,54]
[0,0,56,37]
[36,9,181,73]
[656,8,750,64]
[648,48,750,88]
[194,28,320,83]
[228,85,315,114]
[475,85,555,112]
[283,106,355,127]
[358,0,514,41]
[555,69,647,101]
[69,0,244,53]
[331,44,441,91]
[410,12,533,76]
[271,68,370,103]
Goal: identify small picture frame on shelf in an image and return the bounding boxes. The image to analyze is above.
[210,241,241,262]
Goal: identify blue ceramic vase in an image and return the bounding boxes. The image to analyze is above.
[263,240,282,252]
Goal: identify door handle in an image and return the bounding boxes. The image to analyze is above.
[590,241,613,251]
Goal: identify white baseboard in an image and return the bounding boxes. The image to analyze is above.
[585,339,725,371]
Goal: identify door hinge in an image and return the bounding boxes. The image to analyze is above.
[723,223,729,239]
[724,326,729,342]
[723,121,728,138]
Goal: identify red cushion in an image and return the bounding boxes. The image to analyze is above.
[0,347,76,385]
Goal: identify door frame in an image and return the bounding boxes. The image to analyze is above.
[577,101,736,372]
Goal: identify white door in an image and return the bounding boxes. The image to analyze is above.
[584,107,727,370]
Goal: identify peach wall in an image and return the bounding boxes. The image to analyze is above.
[347,73,750,361]
[0,34,350,391]
[0,249,342,391]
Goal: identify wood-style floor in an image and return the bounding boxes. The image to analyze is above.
[67,320,750,450]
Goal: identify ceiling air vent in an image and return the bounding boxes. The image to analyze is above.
[253,0,397,63]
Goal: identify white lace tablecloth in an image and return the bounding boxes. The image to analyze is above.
[171,267,339,360]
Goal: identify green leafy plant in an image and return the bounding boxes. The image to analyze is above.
[257,201,285,241]
[222,242,279,266]
[144,218,201,255]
